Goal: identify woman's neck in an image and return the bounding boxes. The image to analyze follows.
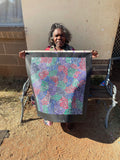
[55,47,63,51]
[55,45,66,51]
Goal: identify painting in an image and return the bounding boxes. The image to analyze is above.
[25,51,92,122]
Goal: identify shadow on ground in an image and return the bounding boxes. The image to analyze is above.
[60,62,120,143]
[61,102,120,144]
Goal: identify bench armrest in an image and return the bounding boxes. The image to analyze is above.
[105,57,120,103]
[105,78,117,98]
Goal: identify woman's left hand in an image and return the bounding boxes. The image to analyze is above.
[92,50,98,58]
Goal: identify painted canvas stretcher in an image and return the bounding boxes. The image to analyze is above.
[25,51,92,122]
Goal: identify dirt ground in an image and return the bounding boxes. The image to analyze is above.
[0,75,120,160]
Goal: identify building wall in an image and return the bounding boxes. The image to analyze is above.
[21,0,120,59]
[0,27,27,77]
[0,0,119,77]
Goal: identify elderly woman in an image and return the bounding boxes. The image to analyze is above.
[19,23,74,58]
[19,23,98,129]
[19,23,98,58]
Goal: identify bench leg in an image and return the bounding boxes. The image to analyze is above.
[20,96,29,123]
[105,84,118,128]
[20,79,30,123]
[20,97,24,123]
[105,105,114,128]
[105,101,118,128]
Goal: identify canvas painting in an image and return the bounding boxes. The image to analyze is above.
[25,51,92,122]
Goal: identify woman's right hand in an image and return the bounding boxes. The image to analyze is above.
[19,50,26,59]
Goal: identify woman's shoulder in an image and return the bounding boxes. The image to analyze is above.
[69,46,75,50]
[66,45,75,50]
[45,46,51,50]
[45,46,55,51]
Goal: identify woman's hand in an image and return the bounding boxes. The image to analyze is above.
[92,50,98,58]
[19,50,26,59]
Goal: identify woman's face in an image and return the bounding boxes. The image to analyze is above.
[53,28,66,50]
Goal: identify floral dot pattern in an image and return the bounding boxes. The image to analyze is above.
[31,57,86,115]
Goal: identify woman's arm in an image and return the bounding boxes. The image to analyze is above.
[19,50,26,59]
[92,50,98,58]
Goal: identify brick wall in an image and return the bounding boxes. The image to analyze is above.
[0,27,27,77]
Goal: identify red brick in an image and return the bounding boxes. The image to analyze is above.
[0,55,18,65]
[0,27,25,40]
[4,41,27,55]
[0,43,5,54]
[0,66,27,77]
[18,57,26,65]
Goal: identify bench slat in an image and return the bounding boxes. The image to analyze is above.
[91,59,110,75]
[89,85,112,100]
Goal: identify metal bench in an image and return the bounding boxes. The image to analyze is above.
[88,57,120,128]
